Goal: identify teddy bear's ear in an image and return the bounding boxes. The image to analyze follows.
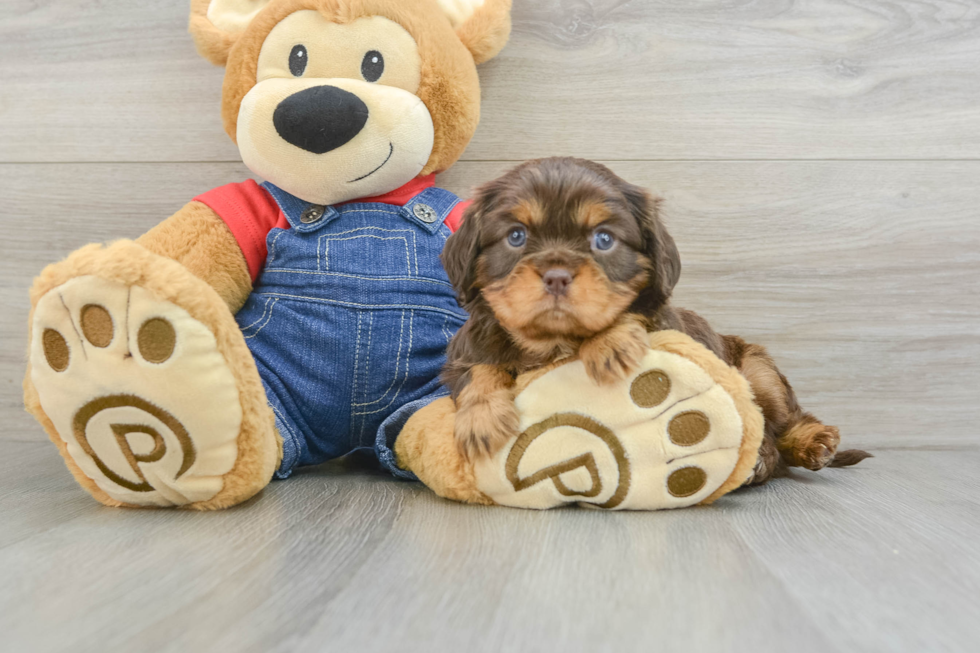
[437,0,513,65]
[189,0,274,66]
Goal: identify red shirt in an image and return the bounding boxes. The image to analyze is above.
[195,175,469,282]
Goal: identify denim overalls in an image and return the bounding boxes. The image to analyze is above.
[235,183,468,479]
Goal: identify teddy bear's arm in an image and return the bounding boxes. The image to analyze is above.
[135,201,252,313]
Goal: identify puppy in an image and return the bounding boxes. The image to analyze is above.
[441,157,870,484]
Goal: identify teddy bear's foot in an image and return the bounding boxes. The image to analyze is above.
[25,242,280,509]
[470,332,764,510]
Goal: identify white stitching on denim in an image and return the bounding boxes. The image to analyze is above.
[315,234,411,275]
[240,297,277,331]
[325,226,412,237]
[266,230,287,267]
[260,269,454,287]
[406,225,419,275]
[318,226,418,276]
[321,239,328,272]
[323,234,411,244]
[268,401,301,467]
[351,310,405,409]
[441,222,455,244]
[335,208,403,219]
[256,292,466,320]
[242,298,279,339]
[350,312,364,436]
[355,311,376,436]
[361,312,376,436]
[353,310,413,417]
[364,312,375,393]
[440,315,454,347]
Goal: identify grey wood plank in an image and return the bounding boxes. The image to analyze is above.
[2,161,978,447]
[2,1,979,162]
[290,451,980,653]
[726,452,980,653]
[1,440,978,653]
[0,443,411,653]
[285,497,835,653]
[0,0,236,163]
[0,440,93,549]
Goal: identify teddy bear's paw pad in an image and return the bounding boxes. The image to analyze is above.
[473,349,744,510]
[30,276,243,507]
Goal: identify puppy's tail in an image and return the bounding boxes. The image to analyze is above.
[829,449,873,468]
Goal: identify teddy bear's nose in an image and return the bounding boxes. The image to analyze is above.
[273,86,369,155]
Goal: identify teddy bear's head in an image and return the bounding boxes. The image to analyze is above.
[190,0,511,206]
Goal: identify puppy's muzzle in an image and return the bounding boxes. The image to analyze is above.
[542,268,574,297]
[273,86,369,154]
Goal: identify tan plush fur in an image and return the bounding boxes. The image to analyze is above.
[189,0,508,176]
[24,241,282,510]
[455,0,511,65]
[397,331,763,508]
[643,332,764,504]
[189,0,243,66]
[136,201,253,313]
[28,0,511,509]
[23,373,124,507]
[395,397,494,505]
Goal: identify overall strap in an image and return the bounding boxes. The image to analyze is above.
[262,183,462,235]
[262,182,341,234]
[399,187,463,235]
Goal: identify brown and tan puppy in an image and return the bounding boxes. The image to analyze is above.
[442,157,870,483]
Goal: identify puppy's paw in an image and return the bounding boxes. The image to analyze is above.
[454,394,520,462]
[743,436,783,486]
[784,422,840,471]
[580,319,649,386]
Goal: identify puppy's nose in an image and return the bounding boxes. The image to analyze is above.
[542,269,573,297]
[273,86,369,154]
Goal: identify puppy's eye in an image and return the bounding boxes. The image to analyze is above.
[361,50,385,82]
[593,230,616,252]
[507,227,528,248]
[289,45,308,77]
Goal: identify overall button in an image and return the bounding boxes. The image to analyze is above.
[301,205,326,224]
[413,203,437,223]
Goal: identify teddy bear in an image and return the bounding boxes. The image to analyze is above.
[23,0,763,511]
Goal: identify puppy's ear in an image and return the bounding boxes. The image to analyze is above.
[621,182,681,309]
[438,0,513,64]
[442,200,484,306]
[189,0,273,66]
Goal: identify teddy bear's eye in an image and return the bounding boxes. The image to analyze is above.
[361,50,385,83]
[289,45,308,77]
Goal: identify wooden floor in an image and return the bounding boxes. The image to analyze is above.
[1,1,979,651]
[2,440,979,652]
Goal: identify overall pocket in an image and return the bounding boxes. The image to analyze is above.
[319,226,420,277]
[349,309,414,439]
